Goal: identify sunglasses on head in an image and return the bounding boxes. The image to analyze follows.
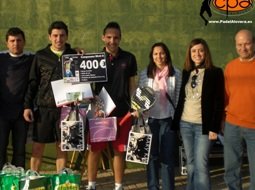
[191,74,198,88]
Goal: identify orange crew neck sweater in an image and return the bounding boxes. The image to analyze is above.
[224,57,255,129]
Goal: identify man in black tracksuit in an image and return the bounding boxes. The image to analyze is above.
[0,27,33,169]
[23,21,77,172]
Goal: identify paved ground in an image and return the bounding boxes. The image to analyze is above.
[79,164,251,190]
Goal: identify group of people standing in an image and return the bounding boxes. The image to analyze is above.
[0,20,254,190]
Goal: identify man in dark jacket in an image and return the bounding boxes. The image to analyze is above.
[0,27,33,169]
[23,21,77,172]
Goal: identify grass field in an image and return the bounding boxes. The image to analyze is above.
[7,143,61,171]
[7,143,145,172]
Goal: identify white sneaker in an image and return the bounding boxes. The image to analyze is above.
[113,187,124,190]
[86,186,96,190]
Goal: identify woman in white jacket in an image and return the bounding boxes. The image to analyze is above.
[139,42,182,190]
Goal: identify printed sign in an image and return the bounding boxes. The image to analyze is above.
[62,52,107,83]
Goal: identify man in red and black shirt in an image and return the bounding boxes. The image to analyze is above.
[86,22,137,190]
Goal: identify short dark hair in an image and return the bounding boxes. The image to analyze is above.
[103,21,121,37]
[48,21,68,35]
[6,27,25,41]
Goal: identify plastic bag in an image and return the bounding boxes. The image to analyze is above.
[46,168,81,190]
[19,170,51,190]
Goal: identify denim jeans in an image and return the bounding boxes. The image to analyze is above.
[180,120,212,190]
[0,116,28,169]
[224,122,255,190]
[147,117,176,190]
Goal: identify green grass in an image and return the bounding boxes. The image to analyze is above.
[7,143,61,171]
[7,144,145,172]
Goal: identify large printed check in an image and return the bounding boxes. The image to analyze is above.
[62,52,107,83]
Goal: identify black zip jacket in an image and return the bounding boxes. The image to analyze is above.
[24,44,77,109]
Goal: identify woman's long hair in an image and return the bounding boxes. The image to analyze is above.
[147,42,174,78]
[183,38,214,71]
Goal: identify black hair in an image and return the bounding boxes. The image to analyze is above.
[103,21,121,37]
[6,27,25,41]
[48,21,68,35]
[147,42,174,78]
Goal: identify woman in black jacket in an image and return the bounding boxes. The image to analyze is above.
[174,38,224,190]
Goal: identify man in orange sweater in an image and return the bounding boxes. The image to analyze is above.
[224,29,255,190]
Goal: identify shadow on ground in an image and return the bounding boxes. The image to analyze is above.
[80,164,250,190]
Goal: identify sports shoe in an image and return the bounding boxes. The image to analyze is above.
[113,187,124,190]
[86,186,96,190]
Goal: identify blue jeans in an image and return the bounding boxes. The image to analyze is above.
[147,117,176,190]
[224,122,255,190]
[180,121,212,190]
